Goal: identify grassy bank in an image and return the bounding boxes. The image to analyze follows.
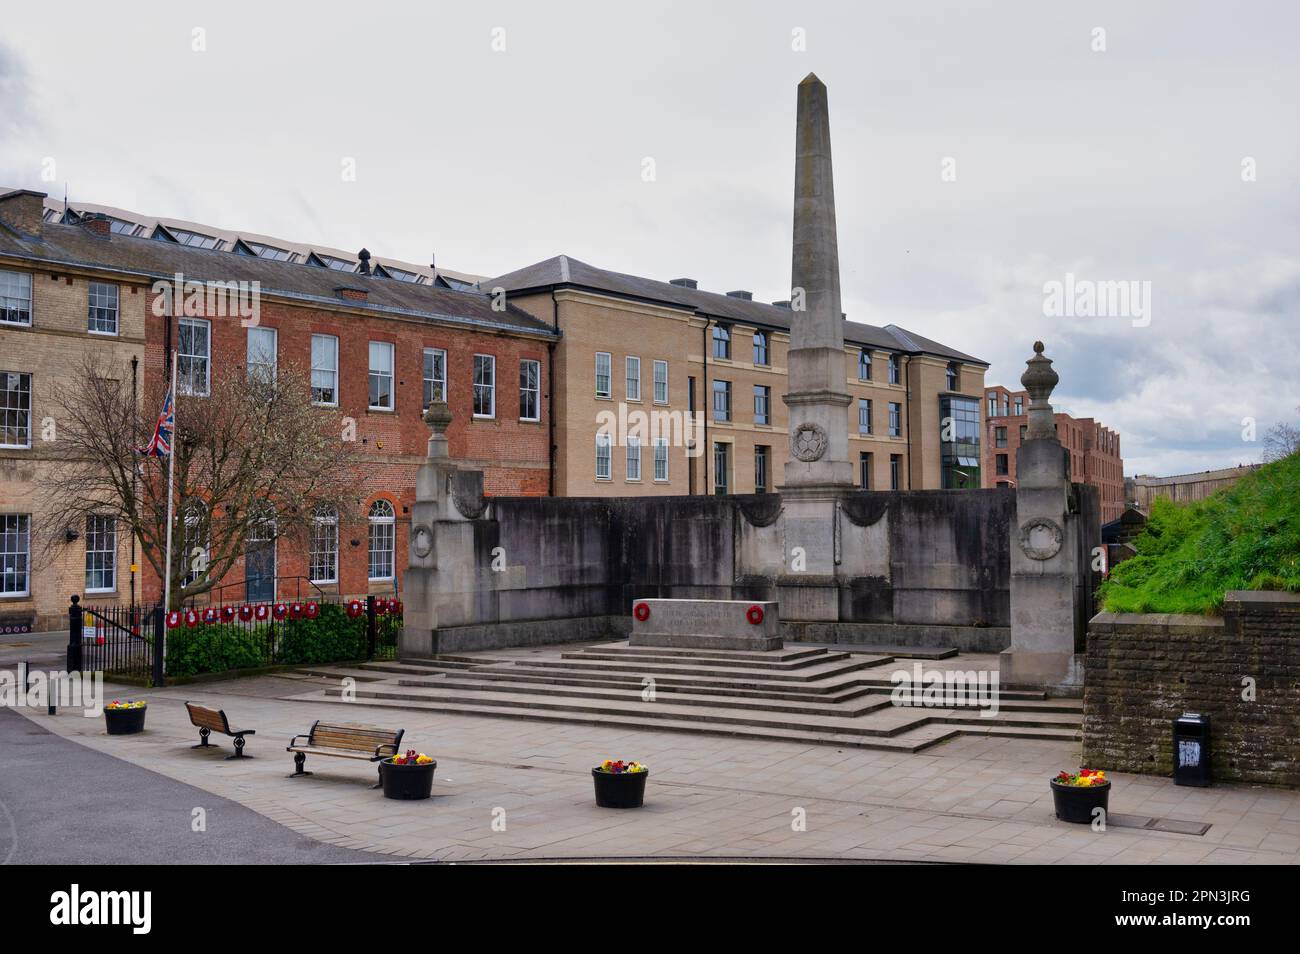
[1100,453,1300,614]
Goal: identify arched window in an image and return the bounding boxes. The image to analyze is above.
[367,500,395,581]
[712,324,731,359]
[310,505,338,584]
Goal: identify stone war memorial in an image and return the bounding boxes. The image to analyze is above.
[400,76,1100,697]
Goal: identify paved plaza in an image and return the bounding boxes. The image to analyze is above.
[6,666,1300,864]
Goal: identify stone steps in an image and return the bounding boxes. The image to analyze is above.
[508,655,884,683]
[560,648,847,671]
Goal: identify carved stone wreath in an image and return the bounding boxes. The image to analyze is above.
[791,422,829,462]
[412,523,433,558]
[1018,516,1063,561]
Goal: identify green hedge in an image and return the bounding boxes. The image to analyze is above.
[164,602,374,677]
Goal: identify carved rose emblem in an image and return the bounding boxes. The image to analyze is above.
[791,422,828,462]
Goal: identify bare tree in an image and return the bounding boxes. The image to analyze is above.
[1262,405,1300,463]
[43,357,359,609]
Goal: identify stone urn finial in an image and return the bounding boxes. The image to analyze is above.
[1022,341,1060,441]
[423,399,452,459]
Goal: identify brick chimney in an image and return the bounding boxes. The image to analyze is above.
[668,277,697,289]
[335,286,368,302]
[0,189,47,237]
[79,212,111,237]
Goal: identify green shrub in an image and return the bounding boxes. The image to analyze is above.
[165,623,271,677]
[277,602,367,665]
[1100,453,1300,614]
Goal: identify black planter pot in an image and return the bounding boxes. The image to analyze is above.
[1051,779,1110,824]
[592,768,648,808]
[104,706,147,735]
[380,759,436,800]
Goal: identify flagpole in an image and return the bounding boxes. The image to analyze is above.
[162,349,178,613]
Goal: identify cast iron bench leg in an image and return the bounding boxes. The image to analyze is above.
[371,764,383,790]
[192,727,212,749]
[226,734,252,760]
[288,751,312,778]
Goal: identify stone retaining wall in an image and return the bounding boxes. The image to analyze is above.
[1082,591,1300,787]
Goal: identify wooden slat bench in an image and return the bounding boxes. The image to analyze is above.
[286,721,405,787]
[185,702,256,760]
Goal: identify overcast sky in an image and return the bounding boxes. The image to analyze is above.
[3,1,1297,476]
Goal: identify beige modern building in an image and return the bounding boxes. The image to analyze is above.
[489,255,989,496]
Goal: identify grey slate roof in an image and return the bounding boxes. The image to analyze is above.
[0,214,556,339]
[485,254,987,365]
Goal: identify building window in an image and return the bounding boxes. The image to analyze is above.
[311,334,338,405]
[519,359,540,421]
[84,515,116,592]
[713,442,730,495]
[0,513,30,597]
[753,331,769,366]
[0,371,31,448]
[888,402,902,437]
[247,326,277,383]
[423,348,447,408]
[858,349,872,380]
[859,452,872,489]
[625,356,641,401]
[0,270,32,326]
[890,454,902,491]
[712,324,732,359]
[995,426,1008,448]
[946,363,958,391]
[888,353,900,384]
[1020,424,1028,441]
[181,501,208,587]
[653,360,668,404]
[87,281,119,335]
[595,432,612,480]
[178,318,211,396]
[594,352,611,398]
[653,438,668,481]
[754,385,770,425]
[858,398,872,435]
[1014,396,1023,415]
[939,395,981,489]
[996,454,1009,476]
[368,341,394,410]
[367,500,395,581]
[754,445,769,494]
[713,380,731,422]
[472,354,496,418]
[626,436,641,481]
[310,505,338,584]
[988,394,998,417]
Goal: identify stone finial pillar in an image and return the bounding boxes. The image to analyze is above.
[781,73,853,491]
[1000,342,1086,689]
[401,400,489,658]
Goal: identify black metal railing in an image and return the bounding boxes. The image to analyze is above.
[72,596,164,685]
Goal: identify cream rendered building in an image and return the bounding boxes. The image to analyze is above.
[489,255,988,497]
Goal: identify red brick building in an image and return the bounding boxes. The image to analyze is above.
[982,384,1124,523]
[1,196,556,622]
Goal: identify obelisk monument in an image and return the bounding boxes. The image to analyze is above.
[777,74,853,621]
[782,73,854,489]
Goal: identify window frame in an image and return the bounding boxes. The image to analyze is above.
[595,431,612,481]
[712,324,732,360]
[178,317,211,397]
[87,281,120,336]
[246,325,278,383]
[519,358,540,422]
[84,514,117,593]
[625,355,641,401]
[752,331,769,366]
[653,437,669,482]
[754,384,770,426]
[858,349,872,381]
[367,499,396,582]
[422,347,447,409]
[311,334,339,406]
[0,513,31,597]
[309,505,339,585]
[858,398,872,435]
[594,352,612,399]
[712,379,731,423]
[472,353,496,418]
[888,401,902,437]
[0,370,32,449]
[754,444,769,494]
[653,360,668,404]
[626,436,642,482]
[0,269,32,327]
[368,341,395,411]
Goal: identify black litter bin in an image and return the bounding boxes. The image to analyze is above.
[1173,712,1211,787]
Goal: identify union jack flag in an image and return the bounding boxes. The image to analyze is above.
[140,389,174,457]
